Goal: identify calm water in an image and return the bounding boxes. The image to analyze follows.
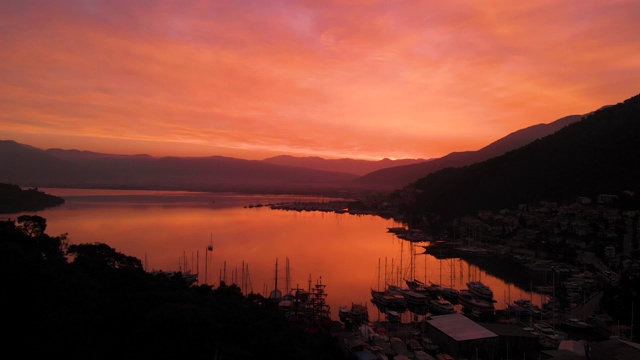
[6,188,546,321]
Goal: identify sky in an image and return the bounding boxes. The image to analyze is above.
[1,1,640,161]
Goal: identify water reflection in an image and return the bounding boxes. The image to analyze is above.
[9,188,547,321]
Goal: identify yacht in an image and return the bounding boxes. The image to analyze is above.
[466,281,494,301]
[428,297,456,315]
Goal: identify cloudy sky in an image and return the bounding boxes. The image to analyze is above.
[2,0,639,160]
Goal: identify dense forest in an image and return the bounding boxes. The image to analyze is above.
[2,215,342,359]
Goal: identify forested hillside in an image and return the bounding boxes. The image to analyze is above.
[406,93,640,220]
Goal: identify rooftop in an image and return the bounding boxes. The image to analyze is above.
[427,314,498,342]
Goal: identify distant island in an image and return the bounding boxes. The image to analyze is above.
[0,183,65,214]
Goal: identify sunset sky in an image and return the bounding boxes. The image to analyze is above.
[2,1,639,161]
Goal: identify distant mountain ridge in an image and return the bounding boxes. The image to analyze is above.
[0,140,360,193]
[262,155,428,176]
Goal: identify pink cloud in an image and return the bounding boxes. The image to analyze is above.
[1,1,639,160]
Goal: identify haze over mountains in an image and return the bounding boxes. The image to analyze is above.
[1,93,638,200]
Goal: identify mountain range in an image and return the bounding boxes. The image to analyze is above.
[1,93,637,199]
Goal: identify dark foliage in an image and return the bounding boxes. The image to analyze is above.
[408,93,640,221]
[1,217,342,360]
[0,183,65,213]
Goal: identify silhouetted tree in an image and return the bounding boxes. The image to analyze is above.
[16,214,47,237]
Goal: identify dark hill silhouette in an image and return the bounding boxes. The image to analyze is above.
[1,216,342,359]
[354,115,582,191]
[263,155,428,176]
[0,140,96,185]
[352,114,584,191]
[0,183,65,213]
[0,141,359,193]
[408,92,640,220]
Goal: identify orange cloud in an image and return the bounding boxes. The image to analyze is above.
[1,1,639,160]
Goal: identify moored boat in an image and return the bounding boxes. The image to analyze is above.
[341,305,369,328]
[426,282,459,303]
[388,285,430,307]
[466,281,494,302]
[458,289,495,320]
[428,297,456,315]
[405,278,431,295]
[371,288,407,313]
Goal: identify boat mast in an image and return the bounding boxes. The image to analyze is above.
[205,233,213,285]
[385,257,388,290]
[285,257,290,296]
[378,258,381,291]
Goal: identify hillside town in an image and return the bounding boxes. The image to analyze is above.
[322,189,640,359]
[263,189,640,359]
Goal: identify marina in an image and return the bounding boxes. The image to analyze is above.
[11,188,634,358]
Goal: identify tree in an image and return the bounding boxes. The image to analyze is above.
[67,242,143,272]
[16,214,47,237]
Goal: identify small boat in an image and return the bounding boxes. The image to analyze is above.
[466,281,494,301]
[429,297,456,315]
[388,285,430,307]
[426,282,459,303]
[458,289,494,311]
[405,279,431,295]
[348,303,370,324]
[371,288,406,313]
[458,289,495,320]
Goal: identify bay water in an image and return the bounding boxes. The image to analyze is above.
[5,188,546,321]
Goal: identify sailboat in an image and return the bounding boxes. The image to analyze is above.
[371,257,406,313]
[426,257,459,303]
